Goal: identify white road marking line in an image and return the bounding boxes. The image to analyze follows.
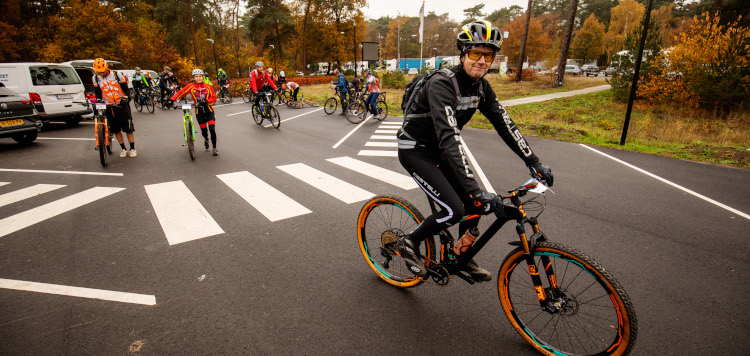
[0,182,9,187]
[37,137,95,141]
[277,163,374,204]
[0,184,66,208]
[227,109,253,116]
[459,136,495,194]
[332,115,374,148]
[217,171,311,222]
[144,181,225,245]
[0,187,125,238]
[370,135,397,140]
[0,278,156,306]
[263,107,324,128]
[357,150,398,157]
[374,129,398,134]
[327,156,417,190]
[364,141,398,147]
[580,144,750,220]
[0,168,123,177]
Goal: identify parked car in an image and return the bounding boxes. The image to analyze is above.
[0,62,90,126]
[582,64,599,76]
[407,68,419,75]
[564,65,583,76]
[604,66,616,77]
[0,83,42,144]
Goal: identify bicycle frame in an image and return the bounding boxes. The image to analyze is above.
[182,105,196,141]
[93,103,109,148]
[425,181,558,307]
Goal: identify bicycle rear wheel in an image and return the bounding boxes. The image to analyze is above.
[268,106,281,129]
[146,96,155,113]
[323,97,338,115]
[97,125,108,167]
[242,91,251,103]
[498,241,637,356]
[134,95,143,112]
[357,195,436,288]
[186,121,195,160]
[345,102,365,124]
[225,90,233,103]
[375,101,388,121]
[252,105,262,125]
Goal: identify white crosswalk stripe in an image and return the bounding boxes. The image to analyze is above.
[0,182,10,187]
[277,163,374,204]
[144,181,224,245]
[357,150,399,157]
[0,187,125,238]
[357,120,402,158]
[326,156,417,190]
[364,141,398,147]
[217,171,312,222]
[370,135,396,140]
[374,129,398,134]
[0,184,66,208]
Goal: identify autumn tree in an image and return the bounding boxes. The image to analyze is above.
[605,0,645,62]
[571,14,606,66]
[501,16,552,68]
[463,4,486,23]
[488,6,524,28]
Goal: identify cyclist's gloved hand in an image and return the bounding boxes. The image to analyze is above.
[529,162,554,187]
[471,190,503,215]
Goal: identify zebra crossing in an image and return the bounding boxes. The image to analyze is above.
[0,156,416,246]
[358,120,401,157]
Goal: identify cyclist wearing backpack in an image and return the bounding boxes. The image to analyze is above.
[131,67,153,96]
[396,21,554,281]
[217,68,228,86]
[92,58,137,158]
[250,61,278,108]
[363,69,381,119]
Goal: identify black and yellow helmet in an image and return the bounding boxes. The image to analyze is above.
[456,20,502,52]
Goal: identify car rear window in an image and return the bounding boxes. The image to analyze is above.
[29,66,82,86]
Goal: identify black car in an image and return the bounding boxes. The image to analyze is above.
[0,83,42,144]
[582,64,599,76]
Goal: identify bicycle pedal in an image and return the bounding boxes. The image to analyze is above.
[455,271,476,285]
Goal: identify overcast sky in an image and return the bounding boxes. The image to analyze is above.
[360,0,530,23]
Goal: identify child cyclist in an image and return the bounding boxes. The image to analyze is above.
[170,69,219,156]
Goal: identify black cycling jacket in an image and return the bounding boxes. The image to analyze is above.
[399,64,539,195]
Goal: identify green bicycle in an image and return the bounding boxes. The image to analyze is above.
[180,104,197,160]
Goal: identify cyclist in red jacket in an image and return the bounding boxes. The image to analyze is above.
[250,61,278,108]
[170,69,219,156]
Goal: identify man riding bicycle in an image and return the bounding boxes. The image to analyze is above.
[92,58,137,158]
[363,69,381,120]
[169,69,219,156]
[158,66,172,106]
[250,61,278,108]
[131,67,154,96]
[217,68,228,87]
[332,68,348,115]
[396,21,553,281]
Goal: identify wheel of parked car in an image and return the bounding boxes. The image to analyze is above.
[12,130,38,144]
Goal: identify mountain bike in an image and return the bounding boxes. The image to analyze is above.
[180,104,197,160]
[356,177,638,356]
[324,86,345,115]
[75,101,113,166]
[133,88,155,113]
[242,88,254,103]
[218,84,233,104]
[345,91,388,124]
[274,88,288,105]
[251,91,280,129]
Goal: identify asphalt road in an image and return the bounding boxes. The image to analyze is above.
[1,96,748,355]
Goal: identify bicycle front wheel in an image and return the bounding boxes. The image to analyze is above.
[345,102,365,124]
[268,106,281,129]
[243,91,251,103]
[186,121,195,160]
[498,241,637,356]
[97,125,108,167]
[375,100,388,121]
[146,96,155,113]
[134,96,143,112]
[323,97,338,115]
[357,195,436,288]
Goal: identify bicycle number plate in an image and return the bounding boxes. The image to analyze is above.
[182,104,192,110]
[95,103,106,110]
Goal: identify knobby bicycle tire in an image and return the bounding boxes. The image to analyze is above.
[97,125,108,167]
[324,97,338,115]
[357,195,436,288]
[134,96,143,112]
[146,96,155,113]
[498,241,638,356]
[268,106,281,129]
[252,105,263,125]
[375,101,388,121]
[186,120,195,160]
[345,102,365,124]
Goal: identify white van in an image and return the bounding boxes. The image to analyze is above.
[0,63,90,126]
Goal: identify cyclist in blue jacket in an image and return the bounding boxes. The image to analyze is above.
[332,69,348,115]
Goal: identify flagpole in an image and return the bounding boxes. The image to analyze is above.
[419,1,425,70]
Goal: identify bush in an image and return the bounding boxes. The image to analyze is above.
[609,17,663,101]
[343,69,355,76]
[638,12,750,111]
[380,71,408,89]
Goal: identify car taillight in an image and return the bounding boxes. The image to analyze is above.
[29,93,42,105]
[86,92,96,103]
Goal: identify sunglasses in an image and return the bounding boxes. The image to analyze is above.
[466,49,496,62]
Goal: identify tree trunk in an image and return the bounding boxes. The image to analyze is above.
[553,0,579,87]
[302,0,313,74]
[516,0,533,82]
[188,0,200,66]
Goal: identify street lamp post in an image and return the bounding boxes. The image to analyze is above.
[112,8,123,64]
[433,47,437,69]
[347,19,357,78]
[206,39,218,78]
[269,44,275,70]
[397,13,401,72]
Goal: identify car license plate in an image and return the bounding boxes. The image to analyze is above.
[0,119,24,127]
[56,94,73,99]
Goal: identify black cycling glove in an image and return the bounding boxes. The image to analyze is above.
[529,162,554,187]
[471,190,504,215]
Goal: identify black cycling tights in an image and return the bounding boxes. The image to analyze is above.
[201,125,216,148]
[398,147,480,243]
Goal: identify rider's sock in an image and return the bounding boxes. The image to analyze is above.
[129,142,135,150]
[120,143,126,150]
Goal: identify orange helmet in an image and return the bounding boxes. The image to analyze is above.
[93,58,108,72]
